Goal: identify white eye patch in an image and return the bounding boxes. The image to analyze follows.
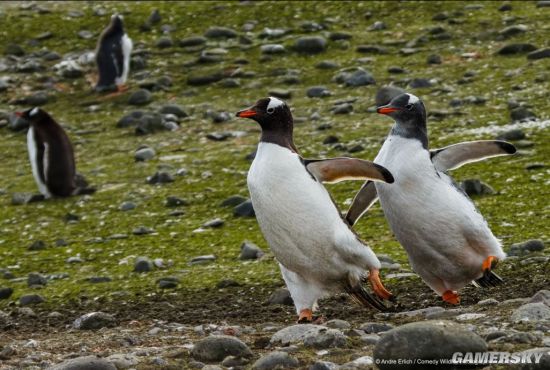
[267,97,285,111]
[406,94,419,105]
[30,107,39,117]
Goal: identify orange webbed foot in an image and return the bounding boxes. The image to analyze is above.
[369,269,394,301]
[297,309,325,324]
[442,290,460,305]
[482,255,498,272]
[297,309,313,323]
[117,84,129,93]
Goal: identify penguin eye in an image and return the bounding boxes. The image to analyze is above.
[266,107,275,114]
[405,104,414,111]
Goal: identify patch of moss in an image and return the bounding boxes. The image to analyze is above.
[0,1,548,313]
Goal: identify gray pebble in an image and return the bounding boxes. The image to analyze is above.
[374,321,487,369]
[234,200,255,217]
[499,24,528,39]
[203,218,224,228]
[106,353,139,369]
[134,257,153,273]
[508,240,545,256]
[510,106,536,122]
[178,36,207,47]
[529,290,550,305]
[147,171,174,184]
[135,147,156,161]
[303,328,347,349]
[120,202,137,211]
[191,335,252,362]
[28,240,47,250]
[511,303,550,322]
[334,67,376,87]
[73,312,115,330]
[497,43,538,55]
[527,47,550,60]
[128,89,153,106]
[132,226,155,235]
[166,196,188,207]
[28,272,47,287]
[0,287,13,300]
[77,30,94,40]
[316,60,339,69]
[190,255,217,264]
[267,288,294,306]
[310,361,339,370]
[4,43,25,56]
[332,103,353,114]
[221,195,248,207]
[409,78,433,88]
[156,36,173,48]
[360,322,395,334]
[261,44,286,54]
[497,129,526,141]
[293,36,327,54]
[205,27,238,38]
[307,86,331,98]
[158,277,179,289]
[19,294,44,306]
[271,324,327,346]
[252,351,299,370]
[239,241,265,260]
[49,355,116,370]
[159,104,188,118]
[460,179,495,196]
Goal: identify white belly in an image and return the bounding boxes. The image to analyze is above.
[248,142,372,285]
[27,127,51,198]
[116,34,132,85]
[374,135,503,289]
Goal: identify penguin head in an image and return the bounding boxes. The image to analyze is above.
[377,93,426,126]
[16,107,49,124]
[109,13,125,33]
[236,97,293,132]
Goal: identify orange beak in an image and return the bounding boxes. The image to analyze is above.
[377,106,400,115]
[236,108,257,118]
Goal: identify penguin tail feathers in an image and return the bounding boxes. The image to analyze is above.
[344,283,389,312]
[74,187,97,196]
[72,173,96,195]
[475,270,504,288]
[74,173,89,188]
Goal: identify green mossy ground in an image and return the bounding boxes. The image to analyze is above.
[0,1,548,326]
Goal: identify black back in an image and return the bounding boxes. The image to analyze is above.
[22,108,77,196]
[95,15,125,89]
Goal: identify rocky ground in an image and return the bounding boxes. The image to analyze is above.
[0,1,549,369]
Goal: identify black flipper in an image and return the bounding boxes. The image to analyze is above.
[475,270,504,288]
[431,140,516,172]
[345,181,378,226]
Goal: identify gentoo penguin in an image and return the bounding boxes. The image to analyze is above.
[346,93,516,304]
[236,97,395,322]
[95,14,132,92]
[17,108,95,198]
